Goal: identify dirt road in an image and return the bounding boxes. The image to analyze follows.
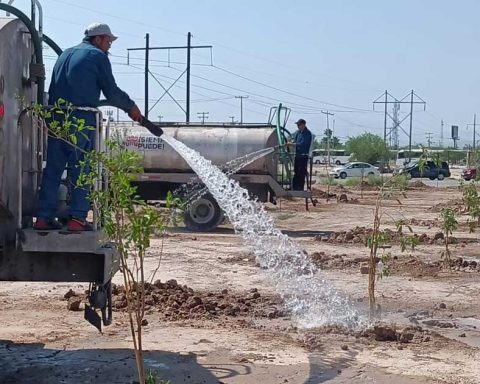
[0,184,479,383]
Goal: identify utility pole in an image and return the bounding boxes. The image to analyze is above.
[197,112,209,124]
[373,90,426,162]
[229,116,235,124]
[321,110,334,166]
[144,33,149,119]
[127,33,212,123]
[466,114,478,150]
[425,132,433,148]
[235,95,249,125]
[440,119,444,147]
[158,115,163,123]
[472,114,476,150]
[186,32,191,123]
[408,90,414,160]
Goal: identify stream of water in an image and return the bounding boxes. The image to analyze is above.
[175,146,275,206]
[163,135,362,328]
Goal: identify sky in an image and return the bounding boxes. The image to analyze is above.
[4,0,480,148]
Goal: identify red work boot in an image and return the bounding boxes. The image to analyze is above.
[67,217,93,231]
[34,218,63,230]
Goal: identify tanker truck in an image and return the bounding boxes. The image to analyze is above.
[0,1,314,330]
[108,118,315,231]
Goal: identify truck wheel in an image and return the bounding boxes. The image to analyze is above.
[335,160,341,165]
[184,194,223,232]
[437,173,445,181]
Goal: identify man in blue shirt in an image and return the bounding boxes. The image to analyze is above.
[288,119,312,191]
[35,23,143,231]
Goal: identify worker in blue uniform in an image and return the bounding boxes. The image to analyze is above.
[287,119,312,191]
[35,23,143,231]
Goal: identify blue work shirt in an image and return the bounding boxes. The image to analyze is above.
[293,127,312,157]
[48,38,135,127]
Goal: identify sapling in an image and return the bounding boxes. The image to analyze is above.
[440,207,457,267]
[34,103,176,384]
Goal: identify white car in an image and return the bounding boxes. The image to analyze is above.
[329,162,380,179]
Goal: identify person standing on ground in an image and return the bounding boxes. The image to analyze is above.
[35,22,143,231]
[287,118,313,191]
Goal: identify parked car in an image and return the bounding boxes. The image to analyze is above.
[462,167,477,181]
[329,162,380,179]
[372,161,393,174]
[399,160,450,180]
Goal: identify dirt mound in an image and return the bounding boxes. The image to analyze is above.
[388,256,442,278]
[300,323,430,351]
[408,180,430,189]
[312,189,336,199]
[356,181,380,191]
[313,226,475,247]
[111,280,286,321]
[408,218,439,227]
[431,198,463,212]
[308,250,479,277]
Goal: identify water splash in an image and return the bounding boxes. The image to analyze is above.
[175,146,275,206]
[163,135,362,328]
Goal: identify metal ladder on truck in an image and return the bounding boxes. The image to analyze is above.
[269,104,317,209]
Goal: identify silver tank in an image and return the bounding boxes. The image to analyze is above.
[112,123,279,175]
[0,18,38,243]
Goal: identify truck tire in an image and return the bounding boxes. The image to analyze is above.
[437,173,445,181]
[184,194,223,232]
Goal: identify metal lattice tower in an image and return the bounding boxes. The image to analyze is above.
[391,101,400,149]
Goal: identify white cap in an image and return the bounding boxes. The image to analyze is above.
[84,22,118,41]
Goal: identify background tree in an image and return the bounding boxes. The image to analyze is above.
[316,128,342,149]
[346,133,389,164]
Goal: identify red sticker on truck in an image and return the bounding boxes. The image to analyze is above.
[124,135,165,150]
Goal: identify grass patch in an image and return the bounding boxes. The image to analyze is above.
[321,176,338,186]
[389,174,409,190]
[345,177,361,187]
[367,175,385,187]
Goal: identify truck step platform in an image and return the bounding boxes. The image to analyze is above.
[19,229,106,253]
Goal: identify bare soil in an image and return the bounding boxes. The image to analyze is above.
[1,184,479,383]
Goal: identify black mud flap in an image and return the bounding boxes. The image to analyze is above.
[84,280,113,332]
[85,304,102,332]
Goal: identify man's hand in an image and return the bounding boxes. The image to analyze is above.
[128,105,143,123]
[286,142,295,147]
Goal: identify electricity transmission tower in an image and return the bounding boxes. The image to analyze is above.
[373,90,426,161]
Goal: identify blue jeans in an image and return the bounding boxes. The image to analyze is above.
[37,128,95,220]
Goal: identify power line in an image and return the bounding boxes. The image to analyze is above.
[212,65,375,112]
[126,33,212,121]
[47,0,185,37]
